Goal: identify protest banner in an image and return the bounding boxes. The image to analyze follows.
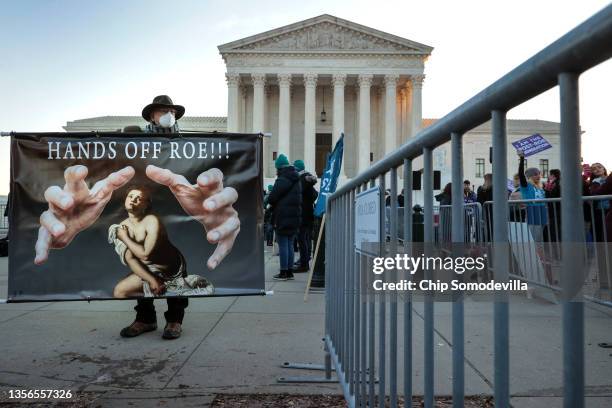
[8,132,264,301]
[511,133,552,157]
[305,135,344,297]
[313,134,344,217]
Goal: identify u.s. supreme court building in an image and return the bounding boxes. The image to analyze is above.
[65,14,561,196]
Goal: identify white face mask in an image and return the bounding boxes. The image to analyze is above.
[158,112,176,128]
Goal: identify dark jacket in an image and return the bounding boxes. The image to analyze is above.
[385,195,405,207]
[298,171,318,226]
[589,174,612,242]
[476,186,492,206]
[268,166,302,235]
[435,192,451,206]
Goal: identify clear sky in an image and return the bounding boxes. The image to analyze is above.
[0,0,610,195]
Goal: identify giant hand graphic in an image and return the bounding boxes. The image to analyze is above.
[145,165,240,270]
[34,165,135,264]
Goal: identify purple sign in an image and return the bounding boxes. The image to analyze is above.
[512,133,552,157]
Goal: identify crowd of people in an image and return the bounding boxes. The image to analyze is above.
[262,148,611,287]
[263,154,318,281]
[430,153,611,238]
[431,151,611,289]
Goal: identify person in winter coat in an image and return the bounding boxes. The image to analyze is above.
[267,154,302,281]
[589,165,612,289]
[33,95,240,341]
[463,180,477,203]
[264,185,274,246]
[435,183,452,205]
[544,169,561,243]
[292,160,318,272]
[517,150,548,239]
[476,174,493,206]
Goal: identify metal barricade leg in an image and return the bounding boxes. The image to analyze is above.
[492,109,510,408]
[559,72,584,408]
[423,147,434,408]
[403,159,413,407]
[389,168,399,408]
[378,174,386,408]
[451,132,465,408]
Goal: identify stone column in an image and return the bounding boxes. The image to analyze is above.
[399,88,407,144]
[357,74,373,174]
[384,74,399,155]
[252,74,266,132]
[411,74,425,137]
[226,73,240,132]
[332,73,347,177]
[404,81,414,139]
[239,85,248,132]
[303,73,317,173]
[277,73,292,157]
[332,74,347,145]
[265,85,273,177]
[252,74,267,175]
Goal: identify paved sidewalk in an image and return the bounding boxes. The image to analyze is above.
[1,248,611,407]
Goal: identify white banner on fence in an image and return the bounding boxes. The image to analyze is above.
[507,221,546,284]
[355,186,381,255]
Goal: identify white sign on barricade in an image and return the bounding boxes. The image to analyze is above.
[355,186,381,256]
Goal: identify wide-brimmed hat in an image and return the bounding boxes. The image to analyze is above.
[141,95,185,121]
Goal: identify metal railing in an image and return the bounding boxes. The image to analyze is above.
[480,195,612,305]
[324,6,612,408]
[438,202,484,244]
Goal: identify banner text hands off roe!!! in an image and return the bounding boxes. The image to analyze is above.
[47,141,231,160]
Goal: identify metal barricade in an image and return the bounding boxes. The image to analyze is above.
[385,206,406,241]
[481,196,612,305]
[438,203,484,244]
[320,6,611,408]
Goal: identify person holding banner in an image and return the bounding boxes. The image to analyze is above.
[517,149,553,288]
[517,149,548,236]
[127,95,240,339]
[33,95,241,340]
[268,154,301,281]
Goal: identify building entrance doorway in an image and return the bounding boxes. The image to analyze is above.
[315,133,332,177]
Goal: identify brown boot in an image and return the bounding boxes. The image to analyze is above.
[162,322,182,340]
[120,321,157,338]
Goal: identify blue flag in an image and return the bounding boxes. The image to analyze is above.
[314,134,344,217]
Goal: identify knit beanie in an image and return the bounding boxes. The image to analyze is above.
[275,154,289,169]
[293,160,305,172]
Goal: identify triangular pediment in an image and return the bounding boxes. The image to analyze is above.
[218,14,433,54]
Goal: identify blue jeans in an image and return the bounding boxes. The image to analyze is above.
[277,233,296,270]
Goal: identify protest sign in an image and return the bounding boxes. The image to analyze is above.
[8,132,264,301]
[511,133,552,157]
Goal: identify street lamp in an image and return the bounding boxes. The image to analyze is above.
[320,87,327,122]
